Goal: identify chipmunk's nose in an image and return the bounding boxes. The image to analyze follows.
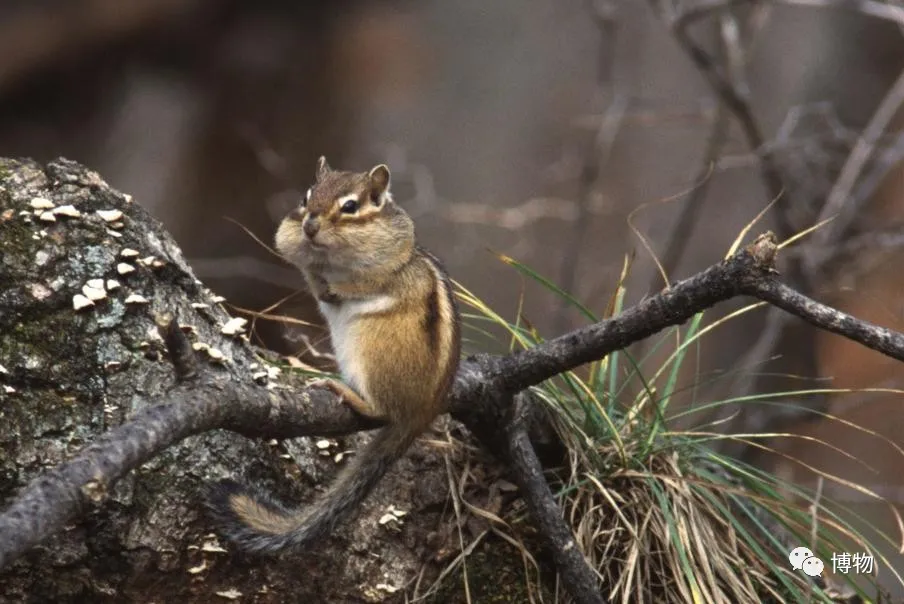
[303,216,320,238]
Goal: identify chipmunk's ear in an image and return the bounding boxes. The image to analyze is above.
[368,164,391,203]
[315,156,331,182]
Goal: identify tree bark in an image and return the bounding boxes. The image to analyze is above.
[0,158,460,603]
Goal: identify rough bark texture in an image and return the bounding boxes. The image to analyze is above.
[0,158,471,603]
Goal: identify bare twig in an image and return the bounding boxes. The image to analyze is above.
[661,0,799,251]
[671,0,750,30]
[849,129,904,215]
[654,0,835,460]
[556,0,623,333]
[829,225,904,275]
[504,395,604,604]
[745,275,904,356]
[807,66,904,272]
[650,110,729,288]
[648,12,734,290]
[778,0,904,27]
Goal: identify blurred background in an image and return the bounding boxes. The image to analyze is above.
[3,0,904,594]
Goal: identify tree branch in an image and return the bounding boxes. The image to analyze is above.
[504,395,605,604]
[0,377,373,570]
[807,64,904,273]
[487,237,769,393]
[743,278,904,360]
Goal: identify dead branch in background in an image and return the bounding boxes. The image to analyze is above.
[555,0,623,334]
[648,1,826,459]
[779,0,904,26]
[646,12,733,293]
[664,0,802,256]
[731,3,904,418]
[649,0,904,461]
[807,66,904,272]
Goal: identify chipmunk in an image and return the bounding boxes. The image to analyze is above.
[207,157,461,553]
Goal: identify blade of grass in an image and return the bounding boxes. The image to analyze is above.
[492,251,599,323]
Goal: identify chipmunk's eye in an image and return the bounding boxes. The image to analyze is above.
[340,197,360,214]
[302,187,312,207]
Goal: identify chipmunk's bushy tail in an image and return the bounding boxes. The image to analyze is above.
[207,426,415,553]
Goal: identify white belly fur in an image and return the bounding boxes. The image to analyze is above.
[318,295,396,400]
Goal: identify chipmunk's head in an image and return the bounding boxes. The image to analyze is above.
[275,156,415,275]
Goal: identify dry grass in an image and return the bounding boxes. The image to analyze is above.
[556,424,803,603]
[454,247,902,602]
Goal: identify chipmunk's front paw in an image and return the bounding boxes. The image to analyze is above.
[307,378,382,420]
[307,377,340,394]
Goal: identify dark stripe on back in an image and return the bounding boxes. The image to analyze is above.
[417,245,461,362]
[440,268,461,364]
[435,257,461,404]
[420,247,459,316]
[424,279,440,356]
